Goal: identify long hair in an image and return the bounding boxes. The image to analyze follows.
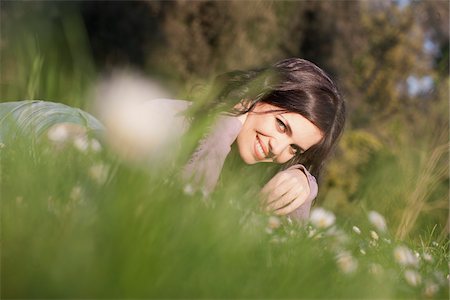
[209,58,346,178]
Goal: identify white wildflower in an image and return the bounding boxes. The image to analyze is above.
[431,241,439,247]
[270,236,287,244]
[336,251,358,274]
[47,123,70,143]
[183,184,195,196]
[90,138,102,152]
[369,263,383,276]
[422,252,433,262]
[73,135,89,152]
[368,210,387,232]
[394,245,419,267]
[201,187,209,198]
[310,207,336,229]
[314,233,324,239]
[423,281,439,297]
[94,72,188,164]
[307,226,317,238]
[359,248,366,255]
[370,230,379,241]
[352,226,361,235]
[89,163,110,185]
[268,216,281,230]
[404,269,421,287]
[47,123,88,151]
[70,185,83,201]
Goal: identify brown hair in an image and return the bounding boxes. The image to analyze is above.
[213,58,346,178]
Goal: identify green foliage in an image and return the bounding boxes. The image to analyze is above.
[143,0,286,91]
[0,1,95,107]
[1,1,448,298]
[2,137,448,298]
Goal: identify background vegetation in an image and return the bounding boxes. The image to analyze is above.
[1,0,448,298]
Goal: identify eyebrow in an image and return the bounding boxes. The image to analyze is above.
[279,114,306,153]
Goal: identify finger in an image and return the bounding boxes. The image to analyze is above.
[266,177,297,205]
[266,187,300,211]
[274,191,309,216]
[261,172,293,195]
[267,170,310,206]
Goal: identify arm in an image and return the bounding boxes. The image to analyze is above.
[286,164,318,220]
[287,164,318,203]
[182,115,243,196]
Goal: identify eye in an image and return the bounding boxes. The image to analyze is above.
[289,144,301,155]
[276,118,287,132]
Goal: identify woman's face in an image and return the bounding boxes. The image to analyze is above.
[236,102,323,164]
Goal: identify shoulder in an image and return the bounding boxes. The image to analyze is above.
[141,98,192,114]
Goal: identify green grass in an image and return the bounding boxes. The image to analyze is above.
[1,3,448,298]
[1,133,448,298]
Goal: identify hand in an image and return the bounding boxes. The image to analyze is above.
[261,169,311,215]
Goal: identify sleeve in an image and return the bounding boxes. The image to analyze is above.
[0,100,105,143]
[285,164,318,221]
[182,115,243,196]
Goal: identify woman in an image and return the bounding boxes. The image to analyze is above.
[0,58,345,221]
[183,58,345,220]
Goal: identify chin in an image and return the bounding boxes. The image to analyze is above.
[238,148,257,165]
[240,154,257,165]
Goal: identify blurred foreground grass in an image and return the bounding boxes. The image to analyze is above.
[1,3,449,298]
[1,134,448,298]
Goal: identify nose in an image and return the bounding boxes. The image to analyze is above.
[268,137,290,158]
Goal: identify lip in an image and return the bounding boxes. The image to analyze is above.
[254,135,268,160]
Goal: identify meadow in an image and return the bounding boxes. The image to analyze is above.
[1,126,448,298]
[1,1,449,298]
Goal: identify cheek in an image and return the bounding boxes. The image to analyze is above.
[252,116,274,134]
[236,125,253,153]
[242,118,261,137]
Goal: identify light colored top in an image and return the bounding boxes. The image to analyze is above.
[183,114,318,221]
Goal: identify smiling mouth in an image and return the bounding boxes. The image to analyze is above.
[254,135,267,160]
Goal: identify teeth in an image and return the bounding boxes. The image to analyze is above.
[256,139,265,158]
